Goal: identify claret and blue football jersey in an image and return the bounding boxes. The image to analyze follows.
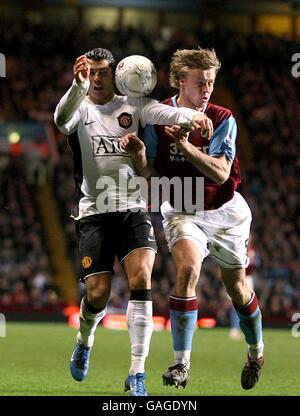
[143,96,241,210]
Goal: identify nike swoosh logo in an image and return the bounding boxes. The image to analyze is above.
[84,120,96,125]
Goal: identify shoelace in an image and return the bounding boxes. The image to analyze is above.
[247,357,263,370]
[75,346,89,369]
[133,374,146,395]
[169,363,188,373]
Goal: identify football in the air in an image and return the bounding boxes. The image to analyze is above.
[115,55,157,98]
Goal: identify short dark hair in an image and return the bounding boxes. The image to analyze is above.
[84,48,116,69]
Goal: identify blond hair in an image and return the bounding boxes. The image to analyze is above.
[169,47,221,90]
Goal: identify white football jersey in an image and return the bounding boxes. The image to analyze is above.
[54,79,199,218]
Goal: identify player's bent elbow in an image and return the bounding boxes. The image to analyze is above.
[54,114,66,128]
[215,172,230,185]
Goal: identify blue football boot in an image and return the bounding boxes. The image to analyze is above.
[70,342,91,381]
[124,372,148,396]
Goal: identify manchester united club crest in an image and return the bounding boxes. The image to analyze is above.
[118,112,132,128]
[82,256,92,268]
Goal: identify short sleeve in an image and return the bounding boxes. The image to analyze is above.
[208,116,237,162]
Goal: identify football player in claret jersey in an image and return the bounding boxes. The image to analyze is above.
[54,48,212,396]
[124,47,264,391]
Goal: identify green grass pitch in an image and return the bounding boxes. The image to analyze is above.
[0,322,299,396]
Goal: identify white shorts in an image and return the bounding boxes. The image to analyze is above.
[161,192,252,269]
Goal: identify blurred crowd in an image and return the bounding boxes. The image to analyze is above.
[1,17,299,323]
[222,33,300,322]
[0,153,61,311]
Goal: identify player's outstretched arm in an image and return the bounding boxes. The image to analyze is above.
[54,56,90,133]
[140,99,213,139]
[165,125,231,184]
[120,133,153,178]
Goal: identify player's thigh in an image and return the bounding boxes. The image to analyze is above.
[208,194,252,269]
[117,211,157,289]
[162,211,209,262]
[76,214,115,282]
[171,238,203,281]
[117,211,157,263]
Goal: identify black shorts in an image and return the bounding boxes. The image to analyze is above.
[76,211,157,282]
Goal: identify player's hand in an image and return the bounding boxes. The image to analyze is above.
[120,133,145,155]
[191,113,214,139]
[73,55,90,83]
[164,125,189,150]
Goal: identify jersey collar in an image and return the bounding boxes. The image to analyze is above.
[171,95,208,113]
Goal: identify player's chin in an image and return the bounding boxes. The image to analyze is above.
[93,88,104,95]
[90,91,105,101]
[200,98,208,106]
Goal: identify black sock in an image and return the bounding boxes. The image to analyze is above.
[129,289,152,301]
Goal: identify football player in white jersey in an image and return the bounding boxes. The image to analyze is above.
[54,48,212,396]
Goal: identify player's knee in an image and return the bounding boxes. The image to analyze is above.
[85,273,111,307]
[87,285,110,309]
[228,279,251,306]
[177,264,199,286]
[128,268,151,290]
[176,265,199,291]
